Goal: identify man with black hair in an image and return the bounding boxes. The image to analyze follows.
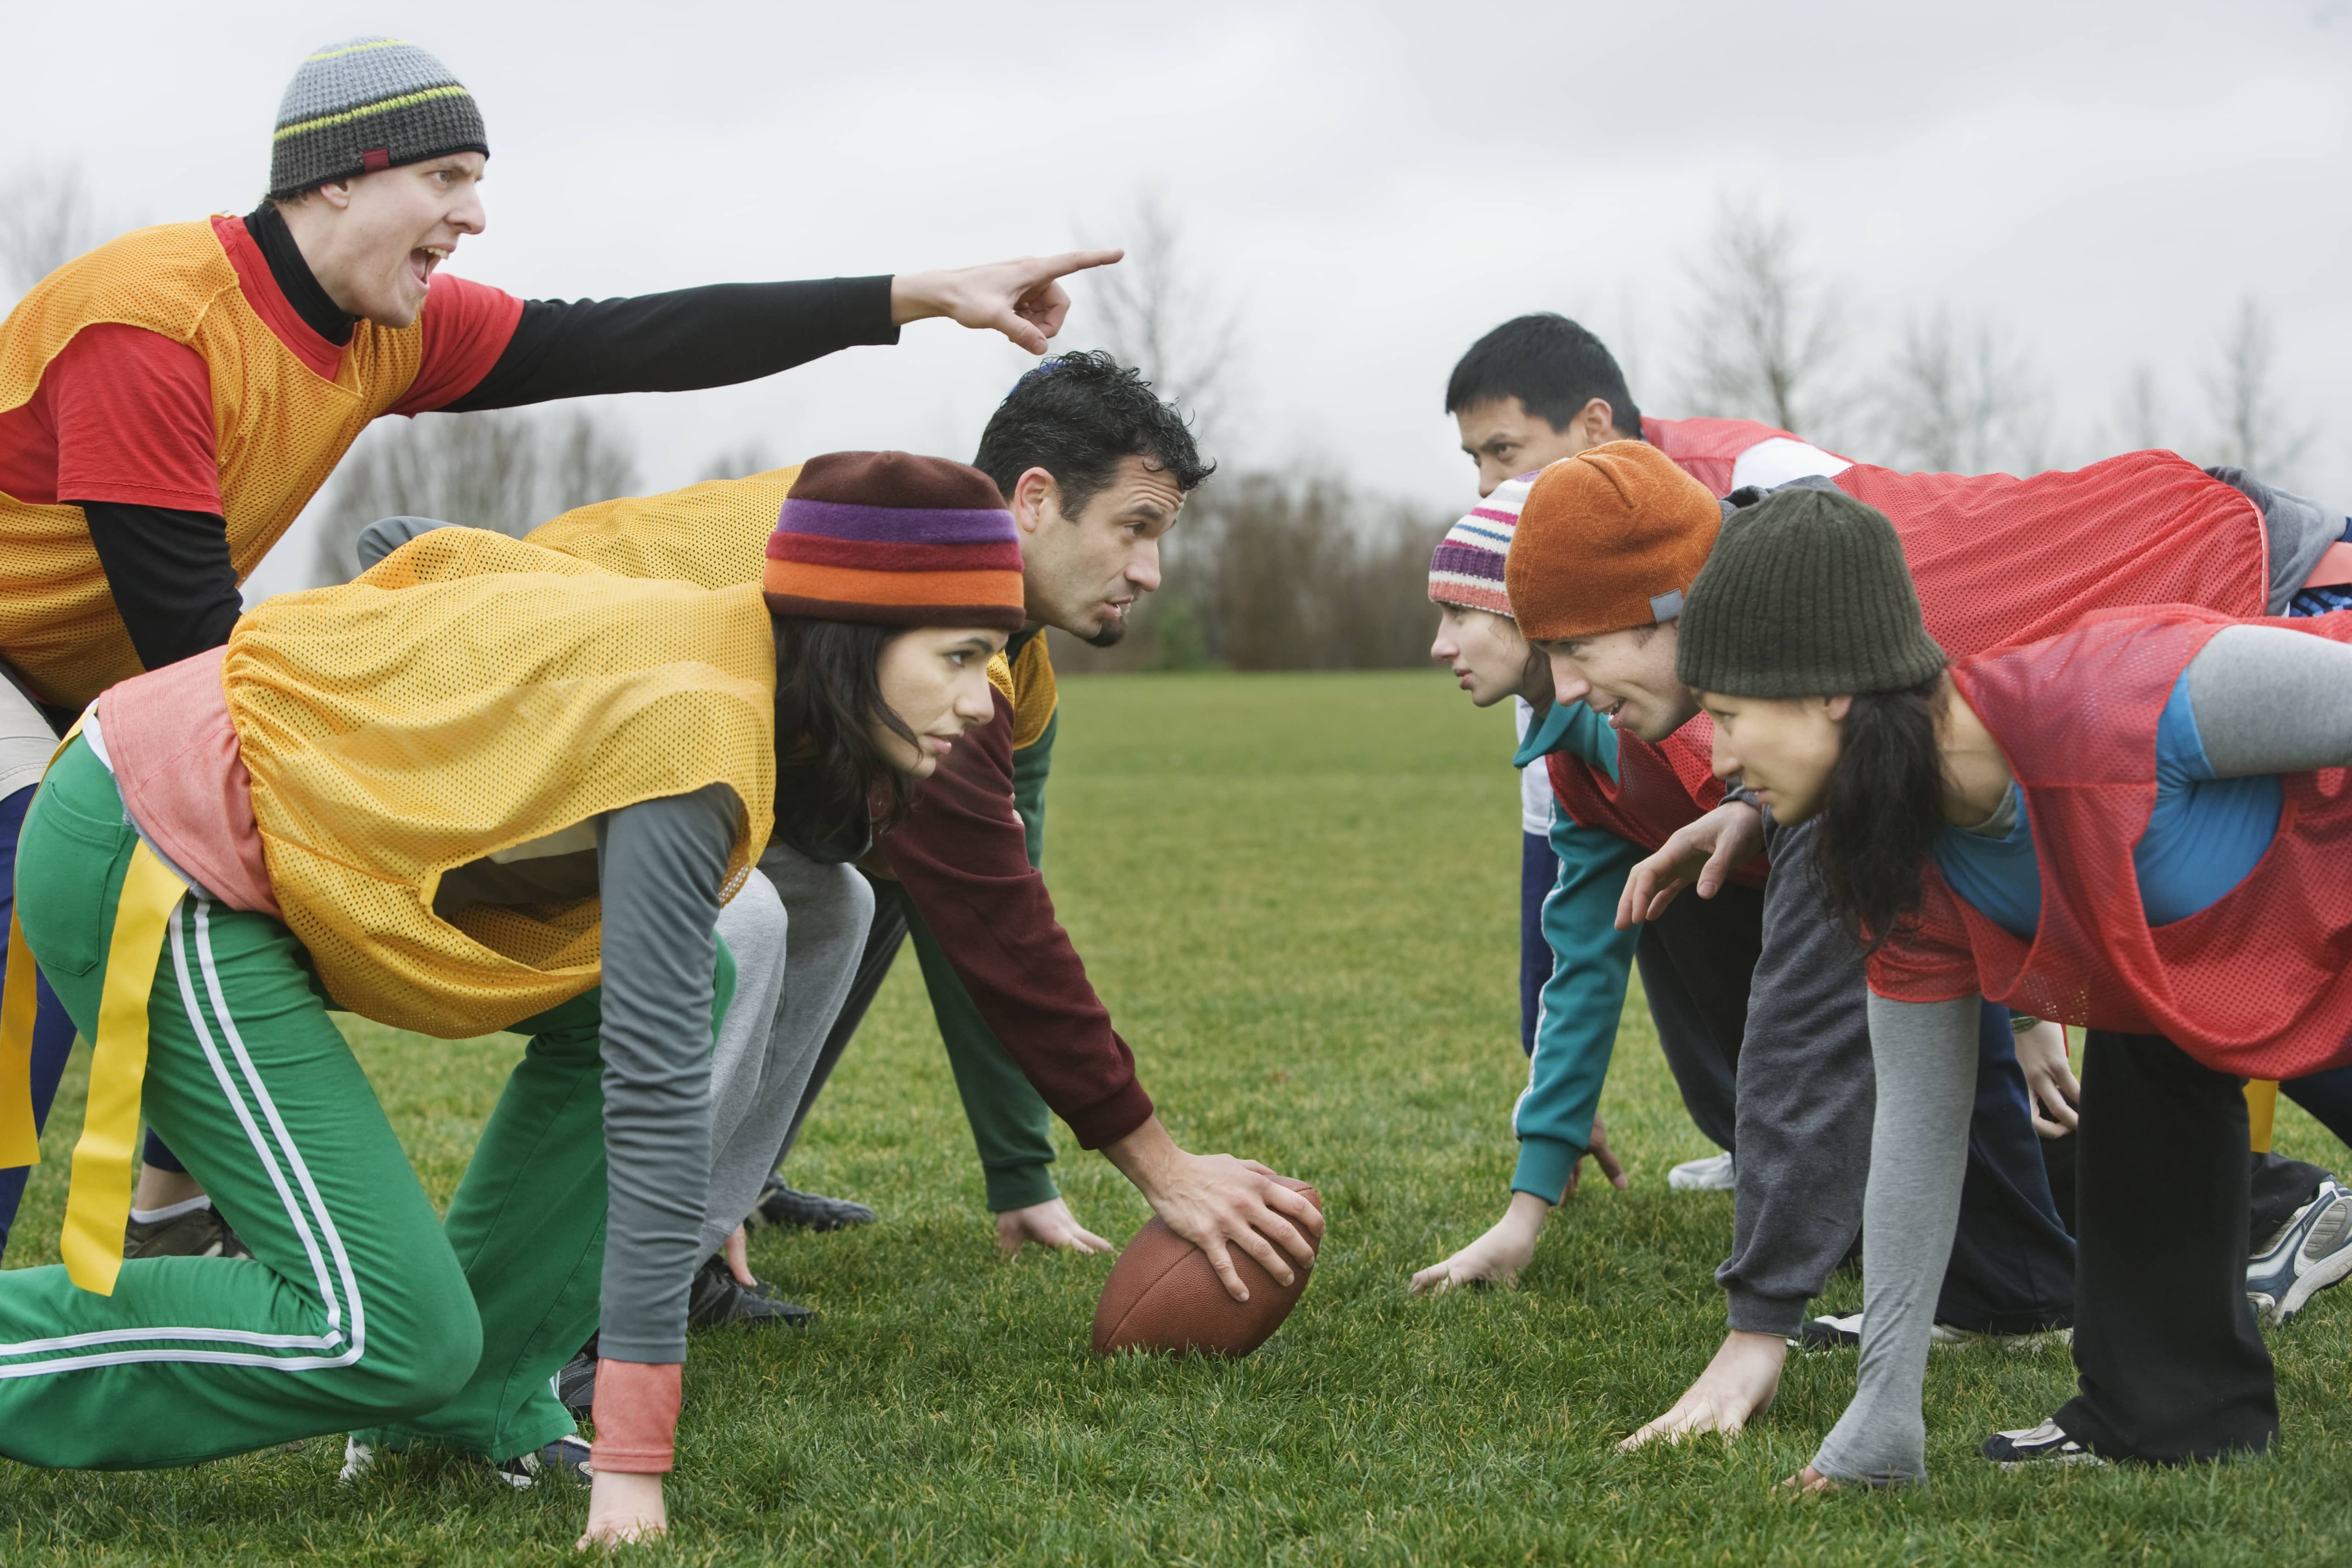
[1438,313,1844,1191]
[751,350,1217,1256]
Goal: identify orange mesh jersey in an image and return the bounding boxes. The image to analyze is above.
[522,467,1057,743]
[0,221,432,709]
[232,536,777,1036]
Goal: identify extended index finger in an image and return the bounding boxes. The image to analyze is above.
[1030,247,1125,281]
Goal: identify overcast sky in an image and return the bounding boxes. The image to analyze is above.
[6,0,2348,601]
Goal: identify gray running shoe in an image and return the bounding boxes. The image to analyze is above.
[2247,1177,2352,1325]
[1667,1152,1736,1192]
[124,1205,252,1261]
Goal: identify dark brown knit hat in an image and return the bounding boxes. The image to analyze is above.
[763,451,1026,632]
[1505,441,1726,641]
[1675,486,1947,697]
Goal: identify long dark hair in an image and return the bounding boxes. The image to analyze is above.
[1809,669,1950,951]
[769,614,922,862]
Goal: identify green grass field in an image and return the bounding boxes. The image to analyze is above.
[6,669,2352,1566]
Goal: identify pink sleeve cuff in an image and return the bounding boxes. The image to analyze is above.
[589,1358,682,1474]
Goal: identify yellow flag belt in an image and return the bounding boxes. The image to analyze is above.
[0,722,186,1296]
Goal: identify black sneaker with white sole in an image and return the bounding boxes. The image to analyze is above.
[124,1204,253,1261]
[685,1255,817,1330]
[750,1173,876,1232]
[1793,1312,2070,1352]
[493,1433,594,1489]
[555,1342,599,1420]
[1982,1418,2107,1468]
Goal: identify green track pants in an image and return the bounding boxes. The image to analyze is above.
[0,739,728,1468]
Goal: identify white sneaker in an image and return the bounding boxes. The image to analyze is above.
[337,1437,373,1485]
[2247,1177,2352,1325]
[1667,1152,1736,1191]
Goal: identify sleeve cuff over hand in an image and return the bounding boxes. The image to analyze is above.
[589,1358,682,1474]
[1511,1136,1579,1206]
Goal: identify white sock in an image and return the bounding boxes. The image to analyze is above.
[129,1194,213,1225]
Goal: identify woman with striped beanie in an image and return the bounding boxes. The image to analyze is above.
[0,452,1018,1547]
[1410,470,1629,1299]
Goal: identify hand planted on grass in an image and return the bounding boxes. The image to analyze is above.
[2013,1019,2081,1138]
[889,250,1124,354]
[1618,1329,1787,1450]
[1411,1189,1547,1293]
[997,1196,1114,1257]
[577,1471,666,1551]
[723,1224,756,1288]
[1616,802,1765,928]
[1571,1116,1628,1195]
[1102,1115,1323,1303]
[1781,1466,1838,1493]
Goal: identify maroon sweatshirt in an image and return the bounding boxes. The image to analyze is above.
[879,690,1153,1149]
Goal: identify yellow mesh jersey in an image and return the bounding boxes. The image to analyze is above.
[0,221,428,709]
[226,558,777,1038]
[526,467,1058,744]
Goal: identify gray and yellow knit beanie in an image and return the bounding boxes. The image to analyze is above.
[1675,487,1946,698]
[269,38,488,199]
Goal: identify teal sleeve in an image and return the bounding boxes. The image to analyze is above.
[1510,808,1644,1204]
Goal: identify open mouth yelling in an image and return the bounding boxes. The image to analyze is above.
[407,245,450,293]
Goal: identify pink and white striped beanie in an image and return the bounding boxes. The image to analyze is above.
[1427,470,1538,617]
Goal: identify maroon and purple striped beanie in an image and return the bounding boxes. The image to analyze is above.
[1428,470,1538,617]
[764,452,1027,632]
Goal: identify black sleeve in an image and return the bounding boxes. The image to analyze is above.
[78,500,243,672]
[442,276,900,412]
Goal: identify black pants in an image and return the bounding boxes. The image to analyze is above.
[2056,1030,2278,1463]
[1634,880,1759,1156]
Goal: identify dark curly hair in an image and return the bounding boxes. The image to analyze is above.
[971,350,1215,517]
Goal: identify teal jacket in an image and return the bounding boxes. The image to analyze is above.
[1510,702,1644,1203]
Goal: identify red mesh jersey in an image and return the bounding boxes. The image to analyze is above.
[1871,607,2352,1080]
[1543,450,2271,864]
[1640,415,1804,498]
[1548,718,1768,889]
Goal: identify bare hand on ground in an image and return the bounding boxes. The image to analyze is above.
[1102,1116,1324,1303]
[1618,1329,1787,1450]
[1569,1116,1628,1194]
[1781,1466,1838,1492]
[1411,1189,1548,1293]
[889,250,1124,354]
[996,1196,1113,1257]
[1616,802,1765,928]
[2013,1019,2081,1137]
[577,1471,666,1551]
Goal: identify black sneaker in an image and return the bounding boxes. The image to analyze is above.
[685,1255,816,1329]
[1982,1418,2106,1468]
[555,1346,599,1420]
[751,1173,875,1231]
[124,1204,253,1261]
[492,1433,594,1489]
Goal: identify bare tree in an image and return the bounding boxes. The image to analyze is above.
[0,163,121,296]
[2202,296,2315,480]
[696,442,784,483]
[2115,364,2169,453]
[312,408,640,583]
[1678,200,1851,439]
[1085,190,1244,450]
[1877,311,2044,475]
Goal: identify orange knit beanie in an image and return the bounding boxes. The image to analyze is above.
[1504,440,1726,642]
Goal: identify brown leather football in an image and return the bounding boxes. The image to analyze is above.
[1090,1176,1323,1358]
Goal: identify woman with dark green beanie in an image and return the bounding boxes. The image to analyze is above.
[1674,486,2352,1486]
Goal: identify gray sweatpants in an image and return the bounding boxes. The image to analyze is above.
[696,845,873,1262]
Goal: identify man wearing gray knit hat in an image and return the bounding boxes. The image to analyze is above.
[268,37,491,198]
[0,31,1130,1546]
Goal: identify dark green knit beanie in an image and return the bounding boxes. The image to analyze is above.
[1675,487,1946,698]
[270,38,488,199]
